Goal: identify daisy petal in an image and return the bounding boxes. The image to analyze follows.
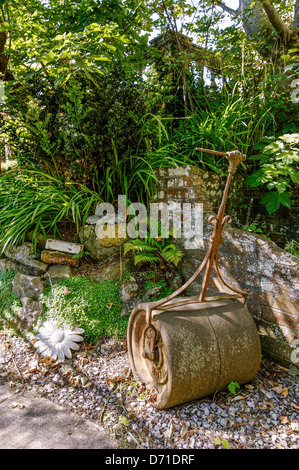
[72,328,85,334]
[62,343,72,359]
[66,334,84,342]
[65,340,80,351]
[56,344,65,361]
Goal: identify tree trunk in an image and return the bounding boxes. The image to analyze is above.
[218,0,299,62]
[0,30,13,81]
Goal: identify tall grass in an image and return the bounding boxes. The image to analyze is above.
[147,91,273,174]
[0,169,103,253]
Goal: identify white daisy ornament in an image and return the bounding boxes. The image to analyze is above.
[34,321,85,361]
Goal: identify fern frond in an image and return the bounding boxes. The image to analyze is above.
[161,244,184,267]
[123,239,156,255]
[134,253,160,265]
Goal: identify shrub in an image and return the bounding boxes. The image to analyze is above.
[245,133,299,214]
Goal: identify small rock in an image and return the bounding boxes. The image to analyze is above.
[20,297,43,327]
[46,265,74,282]
[12,272,45,300]
[86,215,102,225]
[120,280,139,301]
[0,258,18,271]
[146,285,162,298]
[219,418,228,427]
[60,364,75,375]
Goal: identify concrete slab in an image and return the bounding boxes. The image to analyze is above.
[0,380,118,449]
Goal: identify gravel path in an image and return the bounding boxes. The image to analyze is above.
[0,331,298,450]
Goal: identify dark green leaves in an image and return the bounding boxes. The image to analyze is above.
[260,191,291,215]
[246,133,298,214]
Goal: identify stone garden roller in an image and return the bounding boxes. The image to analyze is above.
[127,148,261,410]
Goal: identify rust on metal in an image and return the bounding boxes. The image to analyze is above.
[140,147,248,358]
[127,148,261,409]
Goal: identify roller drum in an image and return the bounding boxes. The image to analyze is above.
[127,298,261,409]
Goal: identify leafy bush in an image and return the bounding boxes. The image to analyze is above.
[1,65,163,203]
[245,133,299,214]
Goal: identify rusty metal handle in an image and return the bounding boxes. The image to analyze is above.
[138,148,247,360]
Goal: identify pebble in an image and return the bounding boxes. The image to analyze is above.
[0,332,298,450]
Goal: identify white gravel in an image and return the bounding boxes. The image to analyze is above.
[0,331,298,450]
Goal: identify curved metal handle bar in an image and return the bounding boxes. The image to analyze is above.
[135,148,247,358]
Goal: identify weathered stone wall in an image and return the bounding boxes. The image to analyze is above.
[153,166,299,367]
[197,170,299,248]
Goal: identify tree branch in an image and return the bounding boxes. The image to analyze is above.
[258,0,294,42]
[215,1,240,17]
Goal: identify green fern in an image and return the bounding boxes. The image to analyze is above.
[123,239,157,255]
[161,244,184,267]
[124,238,184,268]
[134,252,160,265]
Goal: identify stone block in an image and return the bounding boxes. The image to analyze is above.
[272,295,299,316]
[46,265,74,283]
[261,306,299,331]
[259,335,293,367]
[45,239,84,255]
[221,267,261,289]
[41,250,79,267]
